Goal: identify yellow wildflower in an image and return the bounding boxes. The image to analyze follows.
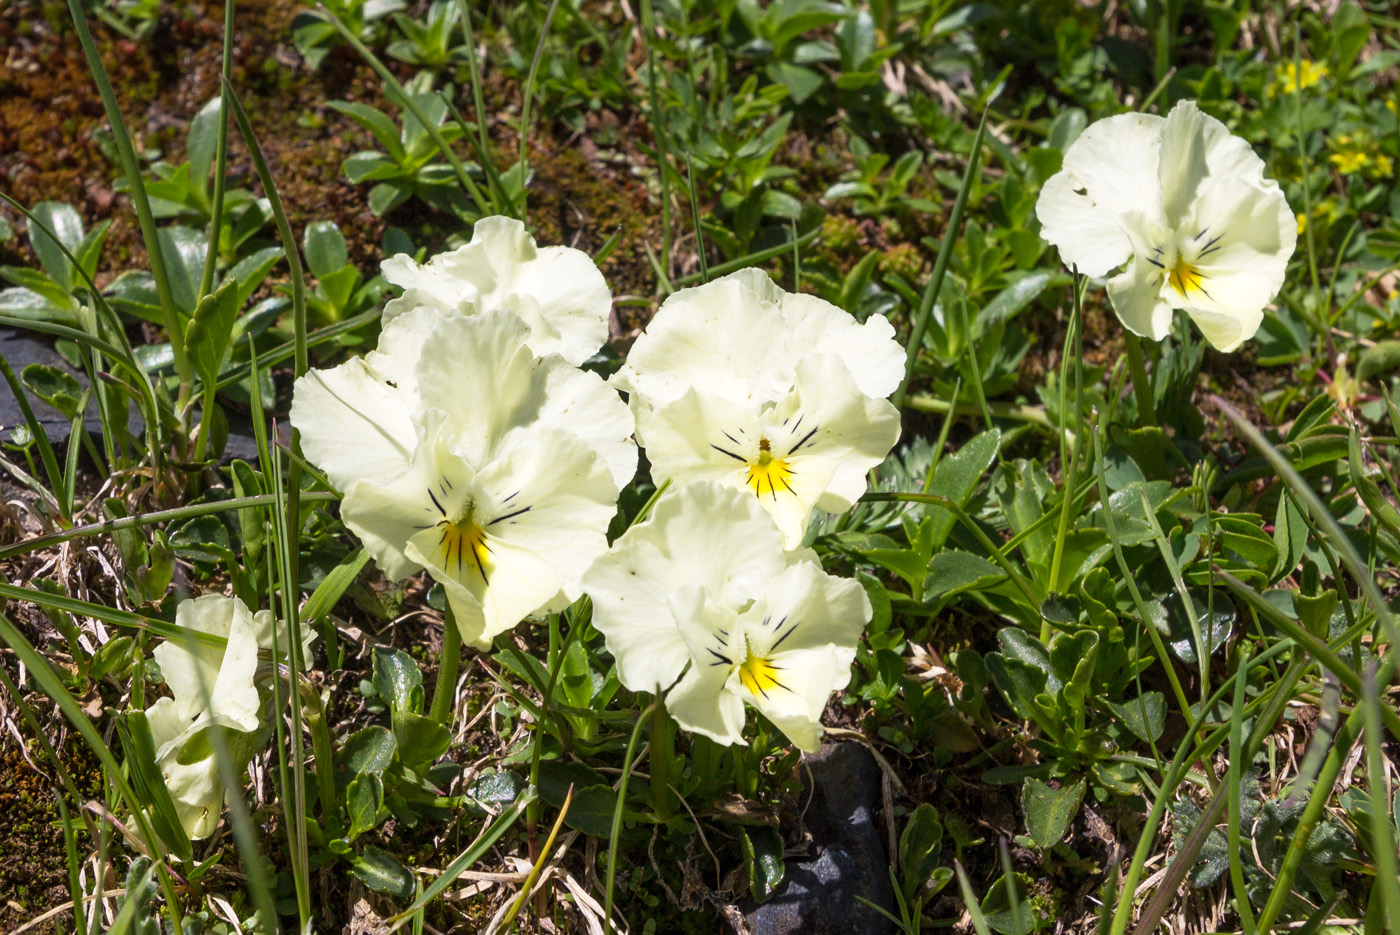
[1296,212,1307,235]
[1270,60,1328,96]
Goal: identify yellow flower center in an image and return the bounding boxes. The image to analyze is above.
[745,439,794,500]
[1168,257,1206,297]
[737,646,785,699]
[437,504,493,584]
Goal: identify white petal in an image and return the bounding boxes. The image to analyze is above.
[535,363,637,491]
[158,751,225,840]
[156,595,261,733]
[290,362,416,491]
[779,291,906,399]
[338,437,450,581]
[1158,100,1268,224]
[732,645,843,752]
[1106,256,1175,341]
[381,217,610,366]
[412,309,542,465]
[1176,179,1295,350]
[250,608,317,665]
[744,561,871,660]
[667,643,748,749]
[1060,112,1165,223]
[611,272,791,407]
[405,427,618,649]
[1034,170,1137,278]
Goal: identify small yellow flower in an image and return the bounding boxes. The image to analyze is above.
[1270,60,1328,96]
[1330,149,1369,173]
[1372,153,1394,178]
[1296,212,1308,235]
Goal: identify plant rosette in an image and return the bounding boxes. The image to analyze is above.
[291,308,636,649]
[584,481,871,751]
[1035,100,1296,351]
[611,268,904,547]
[381,215,612,366]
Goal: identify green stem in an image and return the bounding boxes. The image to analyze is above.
[429,609,463,727]
[198,0,235,300]
[193,382,216,464]
[301,680,341,832]
[0,491,337,561]
[1123,331,1158,428]
[605,701,657,935]
[893,107,989,410]
[64,0,194,404]
[650,694,675,821]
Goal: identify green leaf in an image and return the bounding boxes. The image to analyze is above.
[925,429,1001,548]
[338,725,396,781]
[740,825,786,904]
[1021,777,1085,849]
[20,364,84,419]
[187,96,223,190]
[395,711,450,768]
[1214,514,1279,571]
[302,548,369,625]
[1106,692,1166,744]
[372,646,424,716]
[183,278,240,386]
[346,772,384,840]
[923,550,1007,600]
[465,770,525,813]
[899,803,944,906]
[304,220,349,279]
[30,201,84,292]
[1272,493,1308,581]
[562,784,626,837]
[350,845,415,899]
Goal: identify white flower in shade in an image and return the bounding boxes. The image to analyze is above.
[610,270,903,548]
[146,595,267,840]
[1035,100,1296,352]
[584,483,871,752]
[291,309,633,649]
[381,215,611,366]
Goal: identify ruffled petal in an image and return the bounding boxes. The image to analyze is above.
[1106,256,1175,341]
[289,361,416,491]
[1035,170,1137,277]
[779,291,906,399]
[1175,178,1294,350]
[1158,101,1268,224]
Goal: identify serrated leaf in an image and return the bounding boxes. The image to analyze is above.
[926,429,1001,548]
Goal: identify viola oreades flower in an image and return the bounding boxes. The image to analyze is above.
[146,595,268,840]
[381,215,611,367]
[584,483,871,751]
[612,269,903,548]
[1035,100,1296,352]
[291,308,635,650]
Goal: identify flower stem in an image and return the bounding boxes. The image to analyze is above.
[429,608,462,727]
[649,694,675,821]
[1123,332,1158,428]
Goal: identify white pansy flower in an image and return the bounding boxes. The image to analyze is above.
[146,594,267,840]
[584,483,871,752]
[1036,100,1296,351]
[291,309,634,649]
[382,215,611,366]
[611,270,902,547]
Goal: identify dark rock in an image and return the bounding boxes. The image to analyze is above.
[746,742,896,935]
[0,329,263,464]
